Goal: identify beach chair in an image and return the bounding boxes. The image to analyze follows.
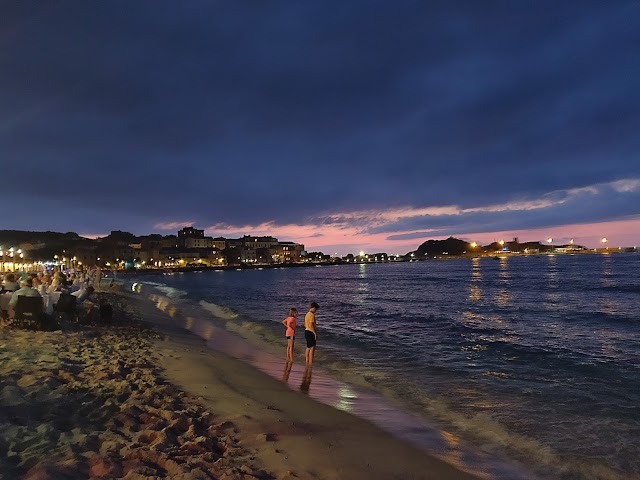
[12,295,45,330]
[54,293,77,323]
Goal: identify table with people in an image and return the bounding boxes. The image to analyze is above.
[1,269,100,327]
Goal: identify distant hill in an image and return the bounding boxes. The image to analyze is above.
[0,230,95,261]
[416,237,471,256]
[0,230,85,246]
[96,230,139,245]
[415,237,584,256]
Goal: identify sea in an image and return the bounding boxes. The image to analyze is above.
[125,252,640,480]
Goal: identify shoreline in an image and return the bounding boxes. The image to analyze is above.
[102,248,637,277]
[131,290,483,479]
[0,288,480,479]
[139,287,537,480]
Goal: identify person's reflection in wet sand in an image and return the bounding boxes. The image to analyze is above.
[300,365,313,393]
[281,361,293,383]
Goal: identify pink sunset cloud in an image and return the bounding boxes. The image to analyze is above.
[148,177,640,256]
[197,216,640,256]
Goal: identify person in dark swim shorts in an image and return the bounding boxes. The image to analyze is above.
[304,302,319,364]
[304,329,316,348]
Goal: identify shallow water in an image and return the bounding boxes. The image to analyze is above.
[130,253,640,479]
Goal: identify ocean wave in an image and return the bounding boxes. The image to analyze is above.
[601,284,640,293]
[199,300,239,320]
[153,284,188,299]
[572,310,639,324]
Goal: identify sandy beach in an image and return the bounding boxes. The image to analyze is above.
[0,290,479,480]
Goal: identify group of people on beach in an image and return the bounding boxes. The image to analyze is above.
[0,268,111,327]
[1,269,101,296]
[282,301,320,365]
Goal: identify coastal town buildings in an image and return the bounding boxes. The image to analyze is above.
[1,228,631,273]
[28,227,308,269]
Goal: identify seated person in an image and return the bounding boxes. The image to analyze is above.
[32,276,43,291]
[73,286,95,322]
[48,271,66,293]
[8,278,42,317]
[73,286,95,303]
[1,273,20,293]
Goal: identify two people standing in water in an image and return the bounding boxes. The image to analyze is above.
[282,302,319,365]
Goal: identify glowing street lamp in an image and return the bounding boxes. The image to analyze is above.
[470,242,477,248]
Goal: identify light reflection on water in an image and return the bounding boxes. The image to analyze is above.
[601,254,615,288]
[494,257,510,306]
[469,258,483,302]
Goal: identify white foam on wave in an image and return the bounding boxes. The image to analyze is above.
[153,284,188,299]
[199,300,240,320]
[223,319,287,357]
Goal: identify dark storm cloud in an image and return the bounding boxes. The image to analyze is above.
[1,1,639,236]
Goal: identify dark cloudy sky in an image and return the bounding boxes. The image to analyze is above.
[1,1,639,254]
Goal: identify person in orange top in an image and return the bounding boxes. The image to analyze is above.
[282,308,298,362]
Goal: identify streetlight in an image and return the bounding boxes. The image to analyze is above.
[546,238,553,253]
